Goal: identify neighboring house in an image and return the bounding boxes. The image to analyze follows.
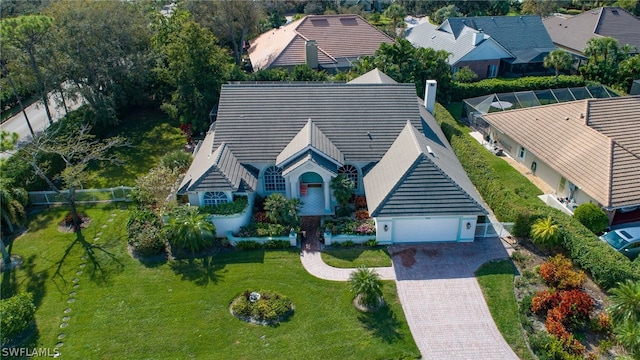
[482,95,640,225]
[543,7,640,63]
[247,14,394,73]
[178,69,487,243]
[631,80,640,95]
[405,15,556,79]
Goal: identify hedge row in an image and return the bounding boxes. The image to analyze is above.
[0,292,36,343]
[435,103,640,289]
[451,75,587,102]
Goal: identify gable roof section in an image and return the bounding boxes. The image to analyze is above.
[405,21,512,65]
[482,96,640,208]
[364,120,487,217]
[347,68,398,84]
[248,15,394,71]
[213,82,422,163]
[543,7,640,55]
[276,118,344,167]
[178,138,257,194]
[446,15,556,64]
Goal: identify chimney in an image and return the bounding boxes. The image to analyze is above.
[424,80,437,114]
[305,40,318,69]
[472,31,483,46]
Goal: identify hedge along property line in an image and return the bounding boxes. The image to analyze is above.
[450,75,588,102]
[435,103,640,289]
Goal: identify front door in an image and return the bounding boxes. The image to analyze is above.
[299,172,325,216]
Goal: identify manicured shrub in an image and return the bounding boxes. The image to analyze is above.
[572,203,608,234]
[538,254,586,290]
[0,292,36,342]
[235,240,262,250]
[364,239,378,247]
[450,75,587,102]
[263,240,290,249]
[354,196,367,210]
[532,290,561,314]
[200,196,248,216]
[237,223,288,237]
[127,221,167,257]
[230,290,293,323]
[355,209,370,220]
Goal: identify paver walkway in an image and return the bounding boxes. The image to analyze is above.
[300,234,519,359]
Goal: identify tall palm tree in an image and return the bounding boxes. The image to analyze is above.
[530,216,561,248]
[349,266,383,309]
[608,280,640,357]
[544,49,573,79]
[164,206,215,254]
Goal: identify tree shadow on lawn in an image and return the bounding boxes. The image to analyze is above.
[357,304,403,344]
[169,256,226,287]
[324,246,389,263]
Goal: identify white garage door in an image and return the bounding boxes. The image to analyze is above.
[392,218,460,243]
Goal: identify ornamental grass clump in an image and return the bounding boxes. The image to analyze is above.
[349,266,383,311]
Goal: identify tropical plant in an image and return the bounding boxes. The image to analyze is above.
[159,150,193,173]
[544,50,573,79]
[0,179,28,234]
[453,66,478,83]
[331,174,354,209]
[608,280,640,357]
[163,206,215,253]
[133,165,180,210]
[572,203,608,234]
[263,193,301,227]
[349,266,383,310]
[530,216,562,248]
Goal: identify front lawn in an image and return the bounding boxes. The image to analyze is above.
[3,205,419,359]
[321,247,392,268]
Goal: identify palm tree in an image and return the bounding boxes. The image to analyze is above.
[544,49,573,79]
[330,175,354,210]
[164,206,215,254]
[530,216,561,248]
[349,266,383,310]
[264,193,289,224]
[608,280,640,357]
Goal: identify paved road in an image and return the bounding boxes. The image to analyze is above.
[1,92,83,158]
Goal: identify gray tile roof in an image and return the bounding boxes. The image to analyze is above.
[178,140,257,194]
[364,120,487,217]
[442,15,556,64]
[276,118,344,167]
[213,82,422,163]
[543,7,640,56]
[281,150,338,177]
[347,68,398,84]
[405,21,511,65]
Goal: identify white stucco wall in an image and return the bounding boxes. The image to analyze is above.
[207,193,255,238]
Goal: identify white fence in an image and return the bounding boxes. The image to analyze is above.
[28,186,134,205]
[475,222,514,238]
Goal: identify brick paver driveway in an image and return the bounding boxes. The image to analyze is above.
[390,237,519,360]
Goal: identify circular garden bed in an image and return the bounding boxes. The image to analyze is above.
[230,290,294,326]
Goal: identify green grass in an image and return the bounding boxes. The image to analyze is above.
[321,247,392,268]
[3,205,419,359]
[86,108,185,188]
[476,260,536,360]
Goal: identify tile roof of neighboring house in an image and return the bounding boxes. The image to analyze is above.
[213,82,422,163]
[543,7,640,56]
[178,140,257,194]
[248,14,394,71]
[364,120,487,217]
[482,96,640,209]
[404,20,512,65]
[276,118,344,167]
[444,15,556,64]
[347,68,398,84]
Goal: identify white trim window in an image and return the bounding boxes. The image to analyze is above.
[203,191,229,206]
[338,164,359,190]
[264,166,286,192]
[487,64,498,78]
[518,146,526,160]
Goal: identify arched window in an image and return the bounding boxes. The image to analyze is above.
[203,192,229,206]
[263,166,286,192]
[338,164,359,190]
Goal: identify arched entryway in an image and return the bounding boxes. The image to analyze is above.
[299,172,326,216]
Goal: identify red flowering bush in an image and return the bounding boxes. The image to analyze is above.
[538,254,586,289]
[355,209,370,220]
[557,290,594,329]
[253,211,268,223]
[531,290,561,314]
[354,196,367,210]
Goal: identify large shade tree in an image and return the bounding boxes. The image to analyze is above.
[0,15,54,125]
[46,0,154,124]
[152,10,232,132]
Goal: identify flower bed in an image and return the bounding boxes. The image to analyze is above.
[230,290,294,325]
[324,217,376,236]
